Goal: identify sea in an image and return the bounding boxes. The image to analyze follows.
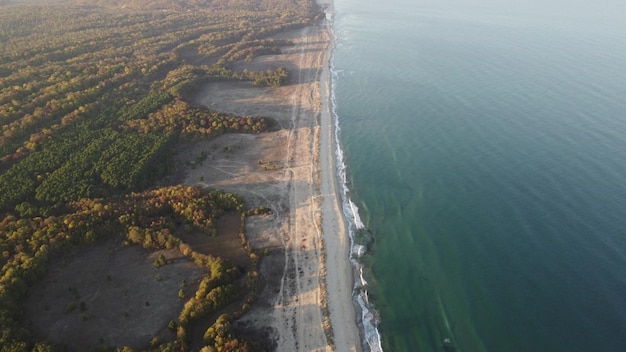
[329,0,626,351]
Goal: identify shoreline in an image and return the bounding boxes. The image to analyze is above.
[318,0,364,351]
[322,2,384,350]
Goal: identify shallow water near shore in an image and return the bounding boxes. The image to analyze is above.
[331,0,626,350]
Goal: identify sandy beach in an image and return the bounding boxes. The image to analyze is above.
[177,0,362,350]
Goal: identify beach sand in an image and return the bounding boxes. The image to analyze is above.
[177,1,362,350]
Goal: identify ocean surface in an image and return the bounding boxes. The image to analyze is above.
[329,0,626,351]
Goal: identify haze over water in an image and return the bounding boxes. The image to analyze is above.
[331,0,626,350]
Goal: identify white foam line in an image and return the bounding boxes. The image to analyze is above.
[329,21,384,351]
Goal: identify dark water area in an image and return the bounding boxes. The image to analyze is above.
[331,0,626,350]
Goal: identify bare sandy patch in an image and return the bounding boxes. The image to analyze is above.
[178,212,250,268]
[23,240,206,351]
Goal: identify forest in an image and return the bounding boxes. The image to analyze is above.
[0,0,322,350]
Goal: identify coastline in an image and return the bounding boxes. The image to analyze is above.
[178,0,363,350]
[318,0,364,351]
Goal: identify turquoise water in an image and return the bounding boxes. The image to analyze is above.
[331,0,626,351]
